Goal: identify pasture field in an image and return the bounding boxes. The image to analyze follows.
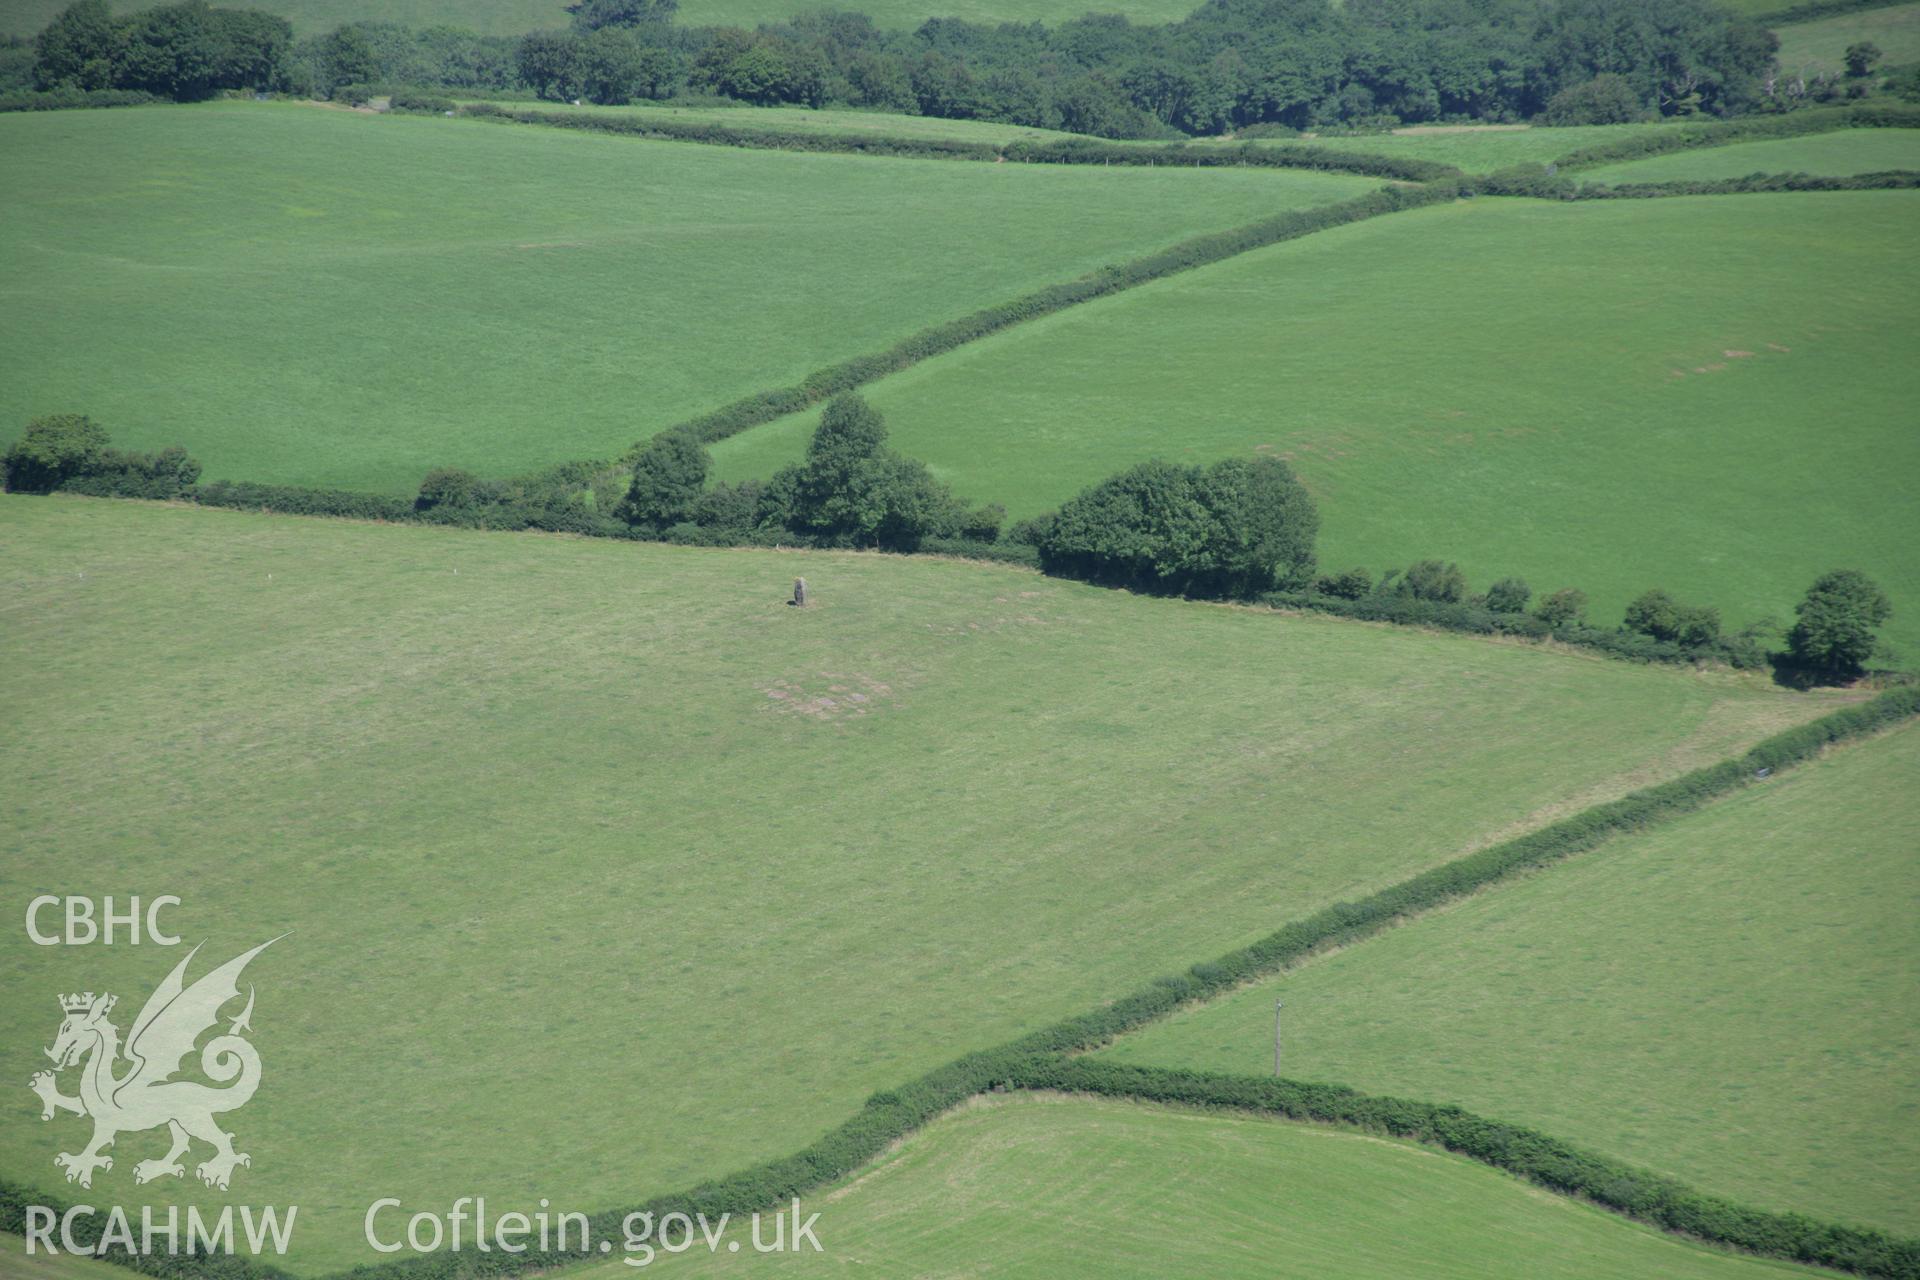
[0,494,1844,1273]
[0,101,1376,494]
[711,191,1920,657]
[1775,3,1920,73]
[4,1251,125,1280]
[1103,723,1920,1236]
[583,1096,1845,1278]
[1583,127,1920,183]
[474,100,1084,145]
[1284,121,1685,173]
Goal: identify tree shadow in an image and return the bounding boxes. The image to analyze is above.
[1767,657,1874,691]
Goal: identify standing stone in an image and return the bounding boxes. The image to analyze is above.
[791,577,808,608]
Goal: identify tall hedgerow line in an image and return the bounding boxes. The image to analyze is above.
[457,103,1462,183]
[1008,1060,1920,1278]
[1548,102,1920,173]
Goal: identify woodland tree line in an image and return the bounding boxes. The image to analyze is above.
[11,0,1900,137]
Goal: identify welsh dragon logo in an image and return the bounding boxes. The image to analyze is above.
[29,938,280,1191]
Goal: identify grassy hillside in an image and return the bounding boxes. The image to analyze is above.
[0,494,1841,1273]
[2,1251,128,1280]
[1104,723,1920,1235]
[0,101,1375,493]
[582,1096,1845,1277]
[711,192,1920,657]
[1583,127,1920,182]
[1775,3,1920,73]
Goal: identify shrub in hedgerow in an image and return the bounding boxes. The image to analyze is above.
[1484,577,1531,614]
[3,413,109,492]
[1535,587,1587,627]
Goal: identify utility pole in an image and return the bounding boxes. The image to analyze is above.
[1274,999,1284,1076]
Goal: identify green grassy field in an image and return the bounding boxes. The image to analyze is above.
[0,101,1376,494]
[476,99,1084,145]
[1285,122,1685,173]
[1104,723,1920,1235]
[0,494,1844,1273]
[577,1096,1845,1277]
[0,1249,129,1279]
[1775,3,1920,73]
[712,191,1920,658]
[1583,127,1920,183]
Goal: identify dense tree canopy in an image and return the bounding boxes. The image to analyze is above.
[1788,570,1892,675]
[1624,588,1721,647]
[770,394,972,549]
[1037,455,1318,597]
[24,0,1787,133]
[32,0,290,97]
[1,413,109,492]
[619,428,710,529]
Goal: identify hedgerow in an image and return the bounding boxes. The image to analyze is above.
[995,686,1920,1063]
[998,137,1459,182]
[634,183,1454,453]
[3,403,1879,676]
[387,92,457,115]
[1479,166,1920,199]
[0,88,160,112]
[13,692,1910,1279]
[1011,1059,1920,1278]
[1753,0,1910,24]
[461,102,1004,162]
[1259,587,1772,667]
[1549,102,1920,172]
[459,103,1460,182]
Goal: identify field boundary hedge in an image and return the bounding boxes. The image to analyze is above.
[1548,102,1920,172]
[6,689,1913,1279]
[991,686,1920,1058]
[626,182,1453,454]
[455,101,1461,182]
[1577,170,1920,196]
[1258,587,1772,667]
[1756,0,1912,26]
[0,88,160,113]
[44,481,1819,672]
[1008,1061,1920,1277]
[1478,166,1920,198]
